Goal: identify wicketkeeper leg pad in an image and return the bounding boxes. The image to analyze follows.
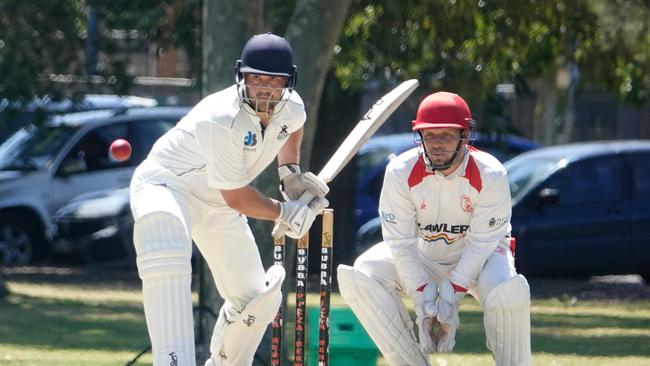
[337,265,431,366]
[483,274,532,366]
[208,265,285,365]
[133,212,195,366]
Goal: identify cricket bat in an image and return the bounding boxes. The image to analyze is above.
[273,79,419,237]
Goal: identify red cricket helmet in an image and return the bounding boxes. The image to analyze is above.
[411,92,472,131]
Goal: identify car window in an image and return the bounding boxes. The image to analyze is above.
[0,125,78,171]
[627,152,650,199]
[131,119,177,163]
[505,156,559,203]
[63,123,131,174]
[549,156,624,204]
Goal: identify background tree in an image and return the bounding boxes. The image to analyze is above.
[331,0,650,143]
[0,274,7,299]
[197,0,350,363]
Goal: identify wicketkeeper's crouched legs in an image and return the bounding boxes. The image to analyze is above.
[338,265,430,366]
[134,212,195,366]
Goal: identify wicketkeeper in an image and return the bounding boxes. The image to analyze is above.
[338,91,532,365]
[130,32,328,366]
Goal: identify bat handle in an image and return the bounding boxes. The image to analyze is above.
[272,190,317,238]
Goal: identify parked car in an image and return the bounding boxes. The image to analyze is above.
[52,186,199,267]
[0,106,190,265]
[355,132,542,229]
[506,140,650,280]
[51,188,134,267]
[356,140,650,280]
[0,94,159,142]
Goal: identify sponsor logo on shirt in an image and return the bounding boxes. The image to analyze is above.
[417,222,469,245]
[244,131,257,151]
[418,222,469,234]
[244,131,257,146]
[489,216,508,228]
[277,124,290,140]
[381,211,396,224]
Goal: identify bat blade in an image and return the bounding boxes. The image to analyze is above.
[271,79,418,238]
[317,79,419,183]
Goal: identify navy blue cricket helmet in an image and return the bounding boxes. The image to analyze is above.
[235,32,297,88]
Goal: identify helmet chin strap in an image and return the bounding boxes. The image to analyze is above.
[419,131,467,171]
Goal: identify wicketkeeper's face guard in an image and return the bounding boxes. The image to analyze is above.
[238,74,292,117]
[415,126,474,171]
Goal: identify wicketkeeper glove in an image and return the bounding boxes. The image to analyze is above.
[435,280,466,353]
[278,164,329,201]
[276,197,329,239]
[411,283,439,354]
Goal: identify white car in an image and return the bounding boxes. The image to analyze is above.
[0,106,190,265]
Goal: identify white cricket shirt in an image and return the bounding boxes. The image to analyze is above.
[379,146,512,293]
[146,85,305,204]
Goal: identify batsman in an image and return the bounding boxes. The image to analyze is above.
[129,32,328,366]
[338,91,532,365]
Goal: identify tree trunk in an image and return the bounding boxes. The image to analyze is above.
[531,71,559,145]
[196,0,264,363]
[197,1,351,364]
[285,0,352,167]
[0,274,8,299]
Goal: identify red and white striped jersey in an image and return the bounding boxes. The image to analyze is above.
[379,146,512,293]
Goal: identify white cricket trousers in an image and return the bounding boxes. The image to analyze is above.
[130,160,266,365]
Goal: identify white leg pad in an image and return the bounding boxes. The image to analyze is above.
[483,274,532,366]
[337,265,430,366]
[208,265,285,365]
[134,213,195,366]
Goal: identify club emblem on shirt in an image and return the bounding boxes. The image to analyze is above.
[460,194,474,214]
[277,124,290,141]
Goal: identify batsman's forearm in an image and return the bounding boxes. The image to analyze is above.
[220,185,281,220]
[277,128,302,166]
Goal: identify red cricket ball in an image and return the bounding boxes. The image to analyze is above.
[109,139,132,162]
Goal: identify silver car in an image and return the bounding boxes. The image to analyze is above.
[0,107,190,265]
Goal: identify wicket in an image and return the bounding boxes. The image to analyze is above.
[271,208,334,366]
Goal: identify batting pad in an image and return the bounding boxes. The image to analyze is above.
[337,265,431,366]
[133,212,195,366]
[483,274,532,366]
[209,265,285,365]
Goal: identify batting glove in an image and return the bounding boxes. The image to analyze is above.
[411,283,439,354]
[278,164,329,201]
[276,197,329,239]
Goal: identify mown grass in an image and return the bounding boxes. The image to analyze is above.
[1,280,650,365]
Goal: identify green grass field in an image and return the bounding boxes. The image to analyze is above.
[1,278,650,366]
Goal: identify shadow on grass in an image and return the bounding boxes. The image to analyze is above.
[450,309,650,357]
[0,292,149,352]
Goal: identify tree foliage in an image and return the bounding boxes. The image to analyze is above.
[333,0,649,105]
[0,0,87,102]
[0,0,202,107]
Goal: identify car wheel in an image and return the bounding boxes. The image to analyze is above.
[0,218,43,265]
